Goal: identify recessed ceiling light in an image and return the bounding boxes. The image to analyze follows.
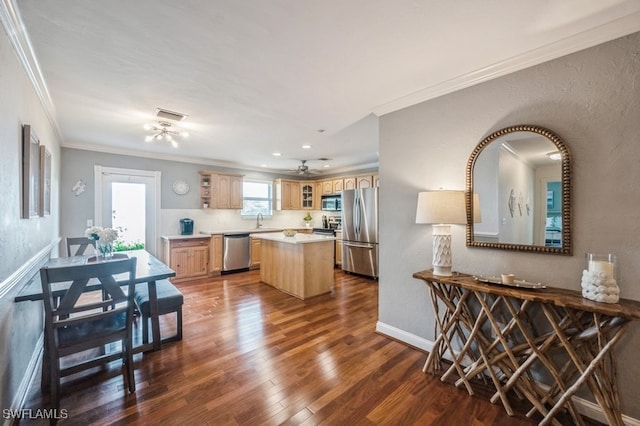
[261,164,268,167]
[272,152,282,157]
[547,151,562,160]
[301,145,312,149]
[323,164,331,168]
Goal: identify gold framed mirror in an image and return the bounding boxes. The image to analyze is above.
[466,125,572,254]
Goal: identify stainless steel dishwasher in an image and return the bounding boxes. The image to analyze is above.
[222,233,251,272]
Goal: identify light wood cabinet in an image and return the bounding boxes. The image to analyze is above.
[301,183,314,209]
[321,180,334,195]
[314,181,323,209]
[357,175,375,188]
[335,230,342,266]
[230,175,243,208]
[250,237,261,269]
[163,237,210,282]
[343,177,357,191]
[210,234,223,273]
[275,179,301,210]
[259,238,334,299]
[200,171,244,209]
[282,173,378,209]
[319,178,343,195]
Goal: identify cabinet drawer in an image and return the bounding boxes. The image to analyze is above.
[170,238,210,248]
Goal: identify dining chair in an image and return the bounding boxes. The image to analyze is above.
[66,236,96,257]
[39,257,137,410]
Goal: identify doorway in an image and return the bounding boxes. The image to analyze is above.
[94,166,161,256]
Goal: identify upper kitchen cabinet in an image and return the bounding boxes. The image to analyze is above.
[321,180,334,195]
[320,178,344,194]
[357,174,378,188]
[333,179,344,193]
[274,179,301,210]
[301,183,314,209]
[343,177,356,191]
[200,171,244,209]
[319,175,378,195]
[314,181,323,209]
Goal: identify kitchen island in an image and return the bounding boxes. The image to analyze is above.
[250,232,336,299]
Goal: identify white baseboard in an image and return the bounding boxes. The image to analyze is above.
[375,321,640,425]
[3,334,43,426]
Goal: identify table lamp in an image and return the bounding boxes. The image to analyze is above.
[415,190,468,276]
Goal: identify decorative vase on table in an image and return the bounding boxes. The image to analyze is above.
[85,225,118,261]
[98,242,114,260]
[581,253,619,303]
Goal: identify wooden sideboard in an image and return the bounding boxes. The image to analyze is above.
[413,270,640,426]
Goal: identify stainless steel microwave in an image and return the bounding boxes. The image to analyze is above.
[321,195,341,211]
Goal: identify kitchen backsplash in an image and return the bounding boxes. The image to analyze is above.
[161,209,336,236]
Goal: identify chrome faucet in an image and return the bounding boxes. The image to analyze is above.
[256,213,264,229]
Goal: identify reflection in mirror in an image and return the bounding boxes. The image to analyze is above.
[466,125,571,254]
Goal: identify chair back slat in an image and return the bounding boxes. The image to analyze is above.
[54,305,128,329]
[41,258,137,318]
[66,236,96,257]
[99,275,127,302]
[56,278,91,313]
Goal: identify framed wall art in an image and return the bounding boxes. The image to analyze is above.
[21,124,40,218]
[40,145,51,216]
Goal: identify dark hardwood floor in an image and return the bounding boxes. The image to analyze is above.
[22,269,541,425]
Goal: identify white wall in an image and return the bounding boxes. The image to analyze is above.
[378,32,640,418]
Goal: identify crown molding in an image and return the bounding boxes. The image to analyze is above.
[62,141,378,177]
[373,12,640,116]
[0,0,63,144]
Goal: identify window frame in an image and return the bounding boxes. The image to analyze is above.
[240,179,273,217]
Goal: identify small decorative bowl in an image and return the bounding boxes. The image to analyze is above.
[283,229,297,237]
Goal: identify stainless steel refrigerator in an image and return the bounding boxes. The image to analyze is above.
[341,188,378,278]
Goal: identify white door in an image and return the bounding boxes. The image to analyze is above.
[95,166,161,256]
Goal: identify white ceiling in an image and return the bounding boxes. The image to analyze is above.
[7,0,640,175]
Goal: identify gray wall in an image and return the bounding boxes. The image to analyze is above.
[0,29,60,412]
[378,32,640,417]
[60,147,379,242]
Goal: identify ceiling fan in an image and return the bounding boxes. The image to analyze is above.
[292,159,331,176]
[296,160,311,175]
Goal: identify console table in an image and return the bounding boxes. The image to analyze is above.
[413,270,640,426]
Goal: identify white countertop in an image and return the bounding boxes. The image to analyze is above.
[250,232,336,244]
[161,234,213,240]
[199,228,287,236]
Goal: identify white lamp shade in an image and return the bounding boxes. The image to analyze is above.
[416,190,467,225]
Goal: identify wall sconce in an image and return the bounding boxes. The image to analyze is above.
[415,190,468,276]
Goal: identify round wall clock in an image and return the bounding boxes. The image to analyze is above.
[172,180,190,195]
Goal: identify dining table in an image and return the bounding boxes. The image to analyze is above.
[14,249,176,353]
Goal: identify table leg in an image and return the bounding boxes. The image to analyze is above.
[147,279,162,351]
[539,306,628,426]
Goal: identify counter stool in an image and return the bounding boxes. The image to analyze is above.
[134,280,184,344]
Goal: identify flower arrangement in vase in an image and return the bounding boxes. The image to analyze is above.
[85,226,119,259]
